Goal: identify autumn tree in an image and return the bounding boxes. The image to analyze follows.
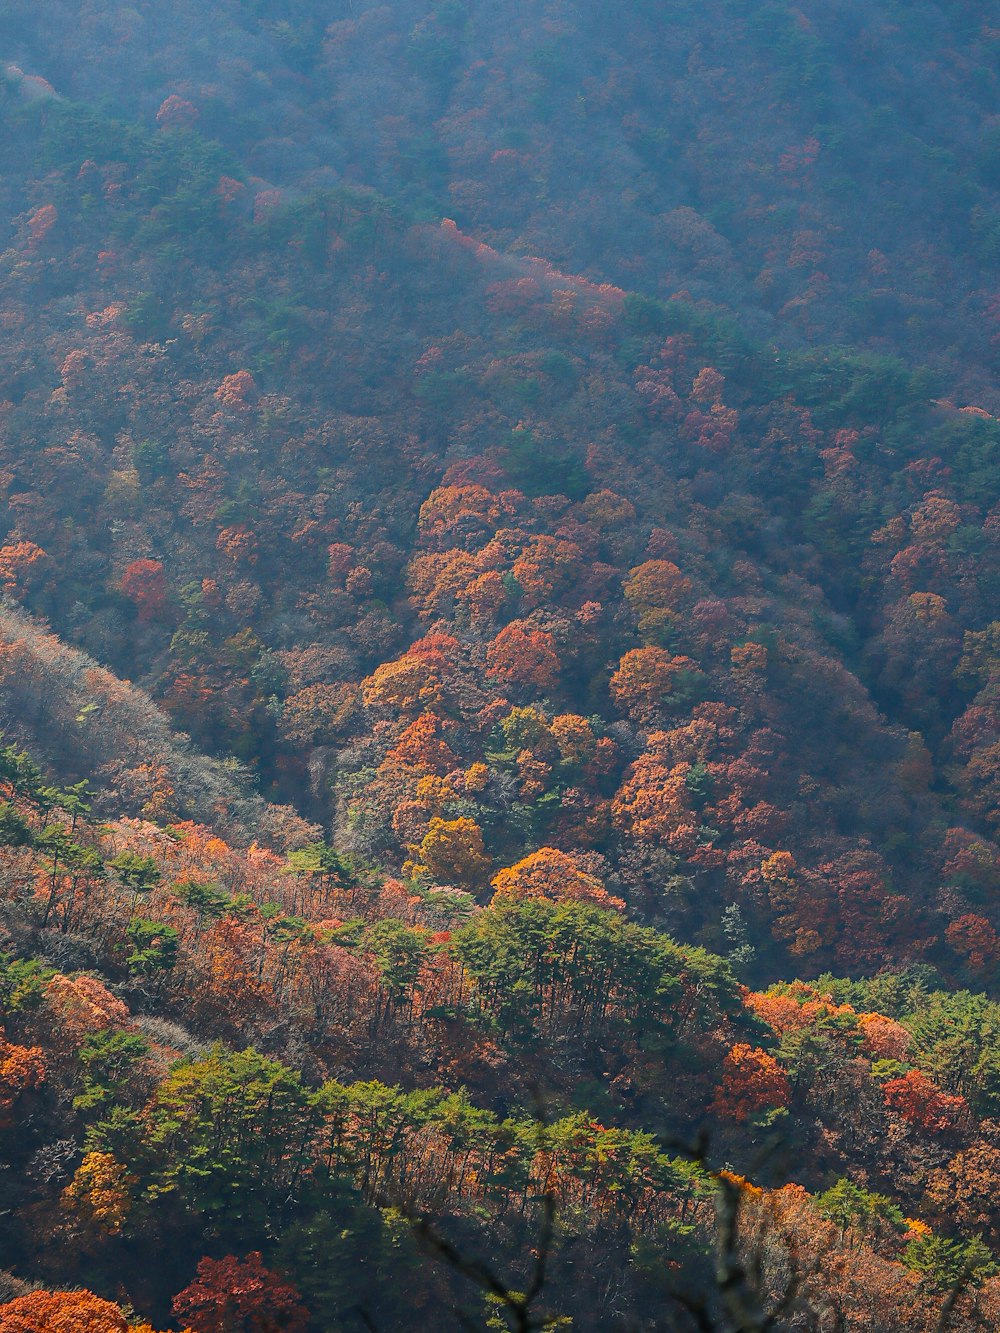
[406,816,490,888]
[172,1253,309,1333]
[609,647,702,719]
[711,1044,792,1122]
[490,847,624,910]
[120,559,170,623]
[883,1070,968,1133]
[0,1291,133,1332]
[486,622,560,692]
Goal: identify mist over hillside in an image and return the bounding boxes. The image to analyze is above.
[0,2,1000,1329]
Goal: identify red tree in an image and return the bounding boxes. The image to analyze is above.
[712,1044,791,1122]
[883,1070,968,1133]
[172,1253,309,1333]
[121,559,169,622]
[486,621,560,691]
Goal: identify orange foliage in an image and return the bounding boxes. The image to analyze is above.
[407,816,490,887]
[26,204,58,249]
[214,370,257,409]
[0,1032,45,1126]
[744,984,855,1037]
[549,713,597,768]
[0,1290,132,1332]
[216,525,258,565]
[712,1043,791,1121]
[491,847,625,910]
[383,713,457,774]
[611,747,697,854]
[363,653,445,716]
[45,973,130,1042]
[730,641,768,674]
[457,569,509,625]
[120,558,169,622]
[463,761,489,793]
[486,622,559,692]
[417,484,518,550]
[407,550,481,617]
[857,1012,912,1062]
[608,647,698,717]
[622,559,691,616]
[510,535,582,608]
[883,1070,968,1132]
[0,542,50,598]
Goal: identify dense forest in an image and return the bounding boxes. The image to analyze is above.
[1,0,1000,1327]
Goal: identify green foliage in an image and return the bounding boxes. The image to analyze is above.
[126,918,179,975]
[452,898,741,1047]
[109,853,161,895]
[902,1233,998,1291]
[174,879,230,923]
[0,953,52,1015]
[360,919,431,1004]
[0,801,32,848]
[75,1028,151,1113]
[285,842,356,888]
[501,430,588,500]
[815,1178,905,1241]
[141,1048,321,1236]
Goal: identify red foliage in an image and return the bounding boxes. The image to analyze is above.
[156,95,199,130]
[945,913,1000,973]
[712,1044,791,1122]
[486,622,560,691]
[882,1070,968,1133]
[172,1253,309,1333]
[26,204,57,249]
[121,559,169,622]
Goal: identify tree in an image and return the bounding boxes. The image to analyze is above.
[711,1044,791,1122]
[383,712,457,774]
[609,648,702,719]
[611,749,698,855]
[0,1291,133,1331]
[0,542,50,600]
[172,1253,309,1333]
[74,1028,150,1113]
[126,918,179,976]
[946,914,1000,975]
[121,559,169,623]
[623,560,692,640]
[0,1031,45,1127]
[62,1151,135,1237]
[486,622,560,693]
[815,1178,905,1244]
[408,817,490,888]
[490,848,624,910]
[857,1012,912,1061]
[156,95,199,130]
[44,974,130,1044]
[882,1069,968,1132]
[141,1049,319,1235]
[902,1233,997,1292]
[361,919,430,1017]
[280,683,357,746]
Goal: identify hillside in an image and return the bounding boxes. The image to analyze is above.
[0,1,999,1328]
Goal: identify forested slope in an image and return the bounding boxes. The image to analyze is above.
[0,0,999,1327]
